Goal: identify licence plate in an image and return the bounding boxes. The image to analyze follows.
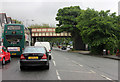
[12,53,16,55]
[28,56,38,59]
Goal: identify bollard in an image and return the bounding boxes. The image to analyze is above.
[116,49,119,56]
[103,49,106,55]
[107,50,110,55]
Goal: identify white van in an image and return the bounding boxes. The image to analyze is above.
[34,42,51,60]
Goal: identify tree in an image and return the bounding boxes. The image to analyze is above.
[77,8,118,54]
[28,24,53,28]
[114,15,120,51]
[56,6,85,50]
[12,19,22,24]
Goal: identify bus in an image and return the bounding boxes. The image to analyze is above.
[3,24,25,56]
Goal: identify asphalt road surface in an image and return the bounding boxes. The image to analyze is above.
[2,49,118,81]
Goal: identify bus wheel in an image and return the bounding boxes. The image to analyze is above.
[2,58,5,65]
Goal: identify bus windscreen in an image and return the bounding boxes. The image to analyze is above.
[6,35,22,44]
[7,26,21,30]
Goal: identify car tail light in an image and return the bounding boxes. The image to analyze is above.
[20,54,25,59]
[49,50,51,53]
[41,54,47,59]
[22,48,24,50]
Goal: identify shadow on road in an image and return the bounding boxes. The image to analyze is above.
[11,55,20,58]
[20,66,49,72]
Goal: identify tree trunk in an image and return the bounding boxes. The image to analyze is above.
[73,34,85,50]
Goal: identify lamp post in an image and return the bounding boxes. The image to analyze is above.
[25,19,34,46]
[25,19,34,27]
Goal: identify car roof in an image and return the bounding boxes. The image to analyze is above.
[35,42,50,44]
[25,46,45,48]
[23,46,46,53]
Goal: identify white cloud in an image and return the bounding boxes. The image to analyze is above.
[0,0,119,26]
[1,0,83,2]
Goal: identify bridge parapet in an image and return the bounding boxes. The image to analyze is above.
[31,28,71,37]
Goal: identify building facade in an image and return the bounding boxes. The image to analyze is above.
[7,17,12,24]
[0,13,7,46]
[0,13,12,46]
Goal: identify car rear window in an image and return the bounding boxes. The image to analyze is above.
[24,47,45,53]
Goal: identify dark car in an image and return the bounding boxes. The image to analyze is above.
[61,46,67,50]
[20,46,49,70]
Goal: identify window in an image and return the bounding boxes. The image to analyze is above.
[42,29,46,31]
[6,35,22,44]
[7,25,21,30]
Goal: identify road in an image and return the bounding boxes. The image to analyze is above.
[2,48,118,81]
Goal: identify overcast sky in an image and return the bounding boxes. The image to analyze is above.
[0,0,119,27]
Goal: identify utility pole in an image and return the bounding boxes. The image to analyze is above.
[25,19,34,27]
[25,19,34,46]
[0,19,2,46]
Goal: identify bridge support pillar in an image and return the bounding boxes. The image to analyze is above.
[32,37,36,46]
[73,35,85,50]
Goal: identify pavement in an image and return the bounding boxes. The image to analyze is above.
[103,55,120,60]
[69,50,120,60]
[53,47,120,60]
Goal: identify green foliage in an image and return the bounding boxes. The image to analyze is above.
[115,15,120,50]
[55,6,81,34]
[12,19,22,24]
[77,8,119,54]
[28,24,54,28]
[56,6,119,53]
[56,6,85,50]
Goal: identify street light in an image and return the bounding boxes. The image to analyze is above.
[24,19,34,46]
[25,19,34,27]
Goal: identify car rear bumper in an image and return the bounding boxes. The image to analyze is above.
[20,59,49,67]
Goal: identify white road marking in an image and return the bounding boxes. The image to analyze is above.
[56,70,59,76]
[90,70,96,73]
[72,60,83,67]
[51,55,54,59]
[72,60,77,64]
[78,64,83,67]
[58,70,95,73]
[17,61,19,64]
[57,76,61,80]
[56,70,61,80]
[53,60,56,66]
[101,75,112,81]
